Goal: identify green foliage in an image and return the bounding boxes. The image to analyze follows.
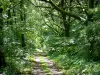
[1,0,100,74]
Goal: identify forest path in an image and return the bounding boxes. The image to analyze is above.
[31,50,63,75]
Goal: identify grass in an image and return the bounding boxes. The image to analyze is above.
[48,53,100,75]
[39,56,52,74]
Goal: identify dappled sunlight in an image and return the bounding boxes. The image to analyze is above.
[49,69,63,75]
[34,57,41,62]
[1,0,100,74]
[36,49,43,52]
[32,52,63,75]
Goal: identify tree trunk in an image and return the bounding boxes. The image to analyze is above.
[86,0,95,60]
[21,34,25,47]
[60,0,70,37]
[0,8,6,67]
[20,0,26,48]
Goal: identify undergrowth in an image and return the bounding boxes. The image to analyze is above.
[48,53,100,75]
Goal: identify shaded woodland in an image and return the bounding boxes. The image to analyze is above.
[0,0,100,74]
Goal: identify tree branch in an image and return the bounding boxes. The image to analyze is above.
[48,0,82,21]
[35,6,52,8]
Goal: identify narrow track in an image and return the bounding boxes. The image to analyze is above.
[31,52,63,75]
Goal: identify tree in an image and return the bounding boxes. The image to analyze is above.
[0,6,6,67]
[36,0,100,61]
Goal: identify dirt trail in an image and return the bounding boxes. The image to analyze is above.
[31,52,63,75]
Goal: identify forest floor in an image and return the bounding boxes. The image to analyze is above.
[31,50,63,75]
[20,50,100,75]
